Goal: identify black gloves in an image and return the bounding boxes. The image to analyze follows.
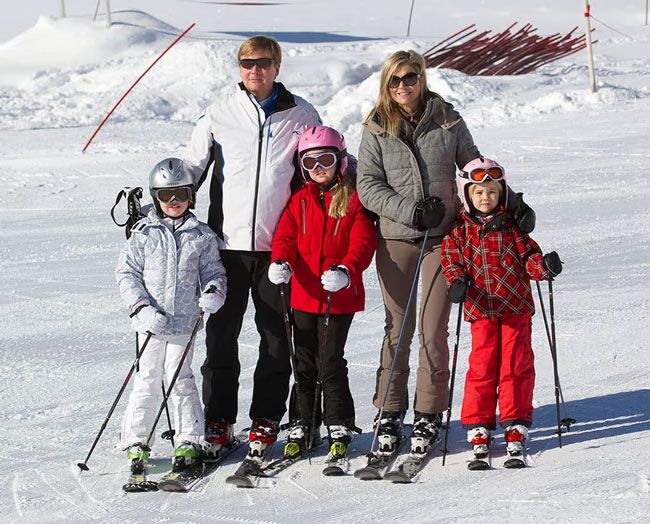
[543,251,563,277]
[448,274,470,303]
[511,192,536,234]
[413,197,446,231]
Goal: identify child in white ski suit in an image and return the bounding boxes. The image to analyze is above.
[115,158,227,467]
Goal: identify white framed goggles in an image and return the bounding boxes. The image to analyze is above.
[300,151,338,171]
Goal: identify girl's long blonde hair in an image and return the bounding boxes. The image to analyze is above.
[328,174,354,219]
[365,50,433,138]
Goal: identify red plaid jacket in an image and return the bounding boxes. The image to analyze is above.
[441,209,550,322]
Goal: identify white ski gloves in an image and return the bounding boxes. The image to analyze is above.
[268,260,292,285]
[321,266,350,292]
[199,287,226,314]
[132,305,167,335]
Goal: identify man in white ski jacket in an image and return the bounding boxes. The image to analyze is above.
[182,35,321,454]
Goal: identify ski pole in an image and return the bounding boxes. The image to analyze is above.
[144,311,205,449]
[278,278,310,459]
[309,287,333,455]
[77,332,154,472]
[536,281,575,445]
[442,301,464,466]
[537,280,576,431]
[160,381,176,447]
[368,229,430,459]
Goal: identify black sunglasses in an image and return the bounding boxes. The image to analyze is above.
[388,71,421,89]
[239,57,276,70]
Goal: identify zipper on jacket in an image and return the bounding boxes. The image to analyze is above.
[478,225,494,314]
[249,95,265,251]
[301,198,307,235]
[318,189,328,314]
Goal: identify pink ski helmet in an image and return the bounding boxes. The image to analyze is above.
[297,125,348,181]
[458,157,507,213]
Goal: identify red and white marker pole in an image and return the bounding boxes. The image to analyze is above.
[583,1,597,93]
[82,22,195,153]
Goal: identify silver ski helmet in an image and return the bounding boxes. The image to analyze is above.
[148,157,196,210]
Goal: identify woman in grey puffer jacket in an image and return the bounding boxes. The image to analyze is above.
[356,50,480,454]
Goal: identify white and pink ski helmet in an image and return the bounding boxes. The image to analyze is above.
[458,157,507,213]
[297,125,348,181]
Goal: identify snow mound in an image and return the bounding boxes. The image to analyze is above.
[0,13,180,87]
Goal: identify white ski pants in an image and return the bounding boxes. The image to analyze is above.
[120,333,204,448]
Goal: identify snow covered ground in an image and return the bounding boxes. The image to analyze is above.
[1,2,649,522]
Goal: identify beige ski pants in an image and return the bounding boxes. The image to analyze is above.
[373,237,452,415]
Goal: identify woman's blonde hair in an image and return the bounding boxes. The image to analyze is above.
[237,35,282,65]
[365,50,433,138]
[328,175,354,220]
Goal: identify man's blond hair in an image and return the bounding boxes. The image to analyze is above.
[237,35,282,65]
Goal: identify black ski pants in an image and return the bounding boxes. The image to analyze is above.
[291,310,355,428]
[202,250,291,424]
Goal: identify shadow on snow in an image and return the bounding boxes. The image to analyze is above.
[350,389,650,459]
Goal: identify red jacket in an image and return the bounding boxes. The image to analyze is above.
[441,209,550,322]
[271,182,377,314]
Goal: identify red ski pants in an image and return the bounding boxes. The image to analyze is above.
[460,312,535,430]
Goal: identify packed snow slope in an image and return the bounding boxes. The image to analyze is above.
[1,2,649,522]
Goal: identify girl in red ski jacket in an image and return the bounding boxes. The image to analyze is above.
[441,157,563,462]
[268,126,376,460]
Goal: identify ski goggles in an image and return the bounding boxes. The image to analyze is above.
[153,186,192,203]
[463,167,505,183]
[388,71,421,89]
[300,152,338,171]
[239,57,276,70]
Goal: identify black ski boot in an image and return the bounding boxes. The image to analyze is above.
[374,411,404,455]
[411,411,442,455]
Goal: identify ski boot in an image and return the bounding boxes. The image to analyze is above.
[126,442,150,474]
[467,427,491,470]
[172,441,203,472]
[503,424,528,468]
[248,418,279,458]
[373,411,404,456]
[327,425,353,459]
[204,420,234,458]
[411,411,442,456]
[284,422,307,459]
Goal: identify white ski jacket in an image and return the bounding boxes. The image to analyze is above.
[115,206,227,336]
[182,82,321,251]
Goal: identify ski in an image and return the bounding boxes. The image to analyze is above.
[122,460,158,492]
[503,445,527,469]
[383,436,441,483]
[354,434,409,481]
[467,457,491,470]
[157,434,248,492]
[322,456,349,476]
[467,447,491,470]
[225,456,266,488]
[123,472,158,492]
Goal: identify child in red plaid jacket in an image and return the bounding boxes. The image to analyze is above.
[441,157,562,459]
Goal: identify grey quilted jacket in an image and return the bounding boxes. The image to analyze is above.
[115,205,227,336]
[357,94,479,240]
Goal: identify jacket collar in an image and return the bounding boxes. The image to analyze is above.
[237,81,297,115]
[365,92,464,137]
